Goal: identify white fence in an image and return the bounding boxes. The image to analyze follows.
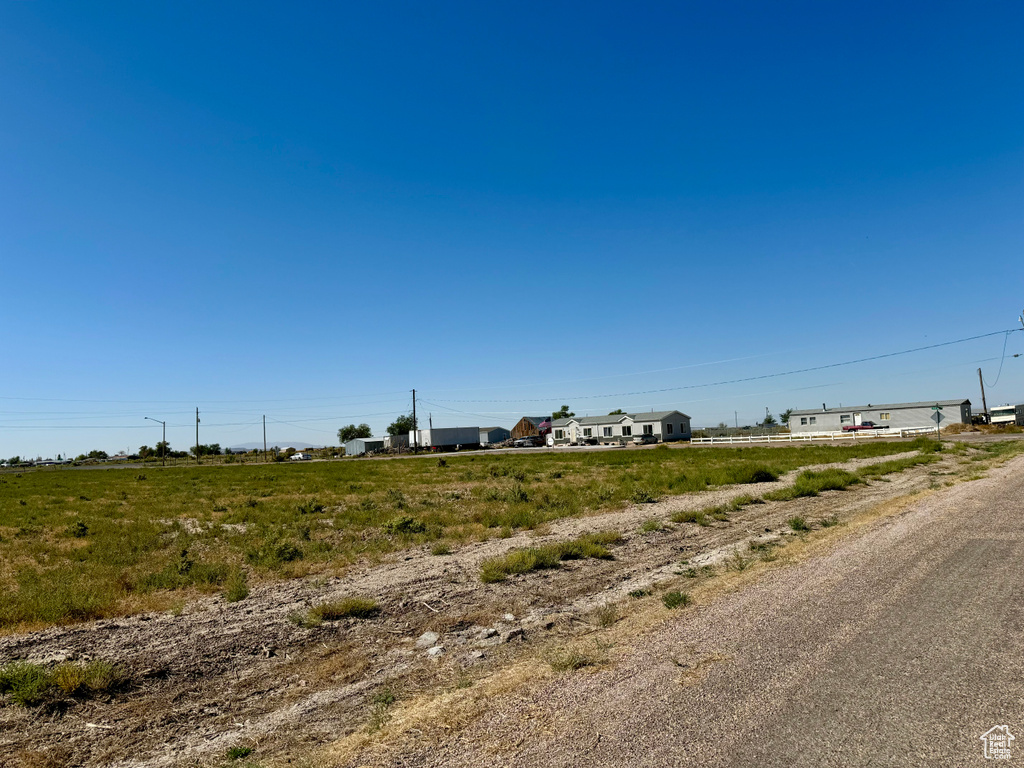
[691,427,936,445]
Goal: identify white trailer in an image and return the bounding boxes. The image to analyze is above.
[410,426,481,450]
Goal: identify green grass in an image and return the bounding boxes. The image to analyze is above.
[479,532,622,583]
[0,437,943,629]
[764,468,861,501]
[662,591,690,609]
[0,660,126,707]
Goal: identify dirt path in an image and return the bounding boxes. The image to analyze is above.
[357,453,1024,768]
[0,449,973,767]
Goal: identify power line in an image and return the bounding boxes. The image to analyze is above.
[429,329,1022,404]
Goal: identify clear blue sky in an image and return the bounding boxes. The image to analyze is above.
[2,1,1023,458]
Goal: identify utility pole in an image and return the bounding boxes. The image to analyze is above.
[412,389,418,450]
[263,415,267,463]
[978,368,989,421]
[734,411,738,429]
[429,413,433,429]
[195,408,201,465]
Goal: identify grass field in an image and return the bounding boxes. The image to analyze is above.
[0,439,943,630]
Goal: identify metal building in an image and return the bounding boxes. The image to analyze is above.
[344,437,385,456]
[410,426,481,450]
[479,426,511,445]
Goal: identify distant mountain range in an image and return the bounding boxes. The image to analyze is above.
[227,441,327,451]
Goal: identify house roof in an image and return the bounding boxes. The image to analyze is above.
[552,410,689,427]
[479,426,508,432]
[518,416,550,426]
[791,399,970,416]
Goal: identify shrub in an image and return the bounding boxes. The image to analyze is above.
[787,516,809,531]
[0,660,126,707]
[430,542,451,556]
[227,746,254,760]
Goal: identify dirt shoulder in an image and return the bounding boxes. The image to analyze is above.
[0,447,992,767]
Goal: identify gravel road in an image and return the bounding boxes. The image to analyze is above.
[411,454,1024,768]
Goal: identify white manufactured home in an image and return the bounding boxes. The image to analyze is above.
[788,399,972,433]
[551,410,691,445]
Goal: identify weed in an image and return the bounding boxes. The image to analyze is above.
[311,597,379,621]
[224,570,249,603]
[0,660,126,707]
[66,520,89,538]
[640,518,662,533]
[662,591,690,609]
[726,551,749,571]
[787,516,810,532]
[548,647,596,672]
[430,542,451,556]
[631,487,656,504]
[671,509,710,526]
[478,532,620,582]
[765,468,860,501]
[436,458,447,468]
[628,588,652,598]
[590,603,618,627]
[819,515,840,528]
[381,516,426,535]
[367,686,397,731]
[297,499,325,515]
[227,746,254,760]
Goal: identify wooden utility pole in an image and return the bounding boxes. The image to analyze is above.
[412,389,418,450]
[263,415,267,463]
[978,368,989,420]
[195,408,201,465]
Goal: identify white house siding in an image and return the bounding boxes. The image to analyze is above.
[552,411,691,445]
[789,400,971,434]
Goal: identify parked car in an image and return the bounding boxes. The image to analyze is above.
[575,436,599,446]
[632,434,658,445]
[513,435,544,448]
[841,421,883,432]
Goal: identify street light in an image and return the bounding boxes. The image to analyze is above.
[144,417,166,466]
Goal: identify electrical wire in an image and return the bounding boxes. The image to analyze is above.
[429,329,1022,404]
[983,331,1012,389]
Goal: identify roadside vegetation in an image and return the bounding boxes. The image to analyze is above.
[0,437,948,630]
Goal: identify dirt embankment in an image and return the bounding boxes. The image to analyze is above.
[0,449,963,767]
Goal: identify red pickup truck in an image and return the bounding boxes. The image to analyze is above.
[842,421,884,432]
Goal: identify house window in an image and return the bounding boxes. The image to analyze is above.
[622,426,632,436]
[809,417,817,425]
[603,427,613,437]
[583,428,592,437]
[643,424,654,435]
[666,424,673,434]
[840,415,851,424]
[554,429,564,439]
[800,417,807,426]
[879,412,890,421]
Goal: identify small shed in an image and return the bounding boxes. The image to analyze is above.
[511,416,552,440]
[344,437,385,456]
[480,426,511,445]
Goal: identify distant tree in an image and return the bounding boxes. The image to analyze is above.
[552,405,575,420]
[8,456,21,465]
[338,423,372,443]
[716,422,728,430]
[87,450,108,460]
[608,409,626,415]
[189,443,221,457]
[762,414,777,426]
[778,408,794,426]
[139,445,154,459]
[155,440,170,458]
[387,413,417,436]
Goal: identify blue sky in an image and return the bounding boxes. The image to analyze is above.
[2,1,1023,457]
